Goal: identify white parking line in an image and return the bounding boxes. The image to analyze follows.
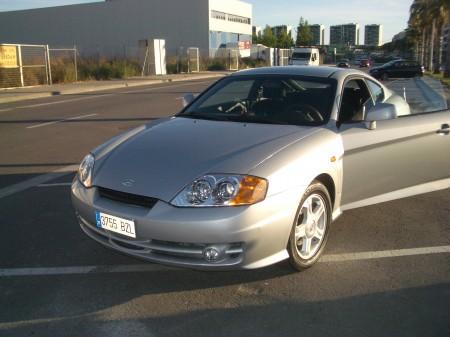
[14,95,113,110]
[4,79,214,112]
[1,245,449,277]
[0,264,171,277]
[120,80,213,94]
[0,164,78,199]
[26,113,98,129]
[320,245,450,262]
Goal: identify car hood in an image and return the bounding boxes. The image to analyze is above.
[93,117,317,202]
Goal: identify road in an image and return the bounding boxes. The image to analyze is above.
[0,78,449,337]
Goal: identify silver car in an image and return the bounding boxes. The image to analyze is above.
[71,66,450,271]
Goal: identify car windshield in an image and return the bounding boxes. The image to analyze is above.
[381,60,401,68]
[292,52,311,60]
[179,75,336,126]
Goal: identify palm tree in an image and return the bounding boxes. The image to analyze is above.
[408,0,450,75]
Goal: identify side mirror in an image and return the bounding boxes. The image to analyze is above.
[365,103,398,130]
[182,93,195,107]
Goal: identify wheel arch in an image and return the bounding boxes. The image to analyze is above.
[314,173,336,208]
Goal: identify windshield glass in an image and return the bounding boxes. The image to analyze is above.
[179,75,336,126]
[292,52,311,60]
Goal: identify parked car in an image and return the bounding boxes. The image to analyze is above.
[337,59,350,68]
[359,59,371,68]
[72,66,449,272]
[369,59,424,80]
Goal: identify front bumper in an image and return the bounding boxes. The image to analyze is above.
[71,179,301,270]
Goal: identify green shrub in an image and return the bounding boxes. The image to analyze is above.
[206,58,227,71]
[76,58,140,81]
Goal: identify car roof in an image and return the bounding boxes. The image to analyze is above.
[231,66,367,79]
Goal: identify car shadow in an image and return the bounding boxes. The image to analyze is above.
[1,282,449,337]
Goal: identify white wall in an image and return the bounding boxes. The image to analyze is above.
[209,0,252,36]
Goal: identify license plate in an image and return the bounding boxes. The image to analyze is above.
[95,211,136,238]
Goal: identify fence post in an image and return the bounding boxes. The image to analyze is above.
[44,47,49,85]
[46,45,53,85]
[187,48,190,73]
[74,45,78,82]
[17,45,24,87]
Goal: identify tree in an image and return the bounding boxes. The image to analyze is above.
[252,33,260,45]
[276,29,294,49]
[408,0,450,75]
[296,17,313,46]
[260,25,276,48]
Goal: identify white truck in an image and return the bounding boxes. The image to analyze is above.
[289,47,320,66]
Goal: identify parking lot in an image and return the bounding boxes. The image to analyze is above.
[0,77,449,337]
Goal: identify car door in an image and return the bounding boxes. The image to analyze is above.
[389,61,403,78]
[339,77,450,209]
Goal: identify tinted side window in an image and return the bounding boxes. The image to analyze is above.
[366,80,385,104]
[339,79,374,124]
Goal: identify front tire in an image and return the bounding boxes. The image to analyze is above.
[381,73,389,81]
[288,181,332,271]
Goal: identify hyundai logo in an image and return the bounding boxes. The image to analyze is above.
[121,179,135,187]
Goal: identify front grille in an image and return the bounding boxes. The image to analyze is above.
[97,187,158,209]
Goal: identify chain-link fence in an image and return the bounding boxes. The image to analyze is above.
[187,47,199,73]
[228,49,240,71]
[49,47,77,83]
[0,44,50,88]
[1,41,252,88]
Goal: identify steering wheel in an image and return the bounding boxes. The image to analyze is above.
[285,104,324,123]
[225,101,248,115]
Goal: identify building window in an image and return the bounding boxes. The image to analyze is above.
[209,31,252,50]
[211,10,226,21]
[227,14,251,25]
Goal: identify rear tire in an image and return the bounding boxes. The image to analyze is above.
[287,181,332,271]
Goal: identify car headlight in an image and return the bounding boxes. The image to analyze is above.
[171,174,268,207]
[78,154,95,188]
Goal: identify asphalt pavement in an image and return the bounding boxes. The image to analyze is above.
[0,77,449,337]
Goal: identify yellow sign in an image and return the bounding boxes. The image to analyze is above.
[0,46,18,68]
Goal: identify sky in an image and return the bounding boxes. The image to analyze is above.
[0,0,412,44]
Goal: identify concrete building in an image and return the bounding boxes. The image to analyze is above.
[0,0,252,57]
[271,25,293,38]
[252,26,262,39]
[309,24,325,46]
[330,23,360,46]
[365,24,383,46]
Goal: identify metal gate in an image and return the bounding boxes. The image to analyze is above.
[187,47,199,73]
[0,44,51,88]
[278,49,291,66]
[49,47,78,83]
[228,49,239,71]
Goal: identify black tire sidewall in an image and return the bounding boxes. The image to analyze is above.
[288,181,332,271]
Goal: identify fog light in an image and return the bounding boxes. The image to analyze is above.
[203,247,220,262]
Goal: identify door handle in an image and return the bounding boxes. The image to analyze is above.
[437,124,450,135]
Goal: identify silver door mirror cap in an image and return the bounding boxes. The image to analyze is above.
[365,103,398,124]
[182,93,195,107]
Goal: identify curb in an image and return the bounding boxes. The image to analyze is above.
[0,73,226,104]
